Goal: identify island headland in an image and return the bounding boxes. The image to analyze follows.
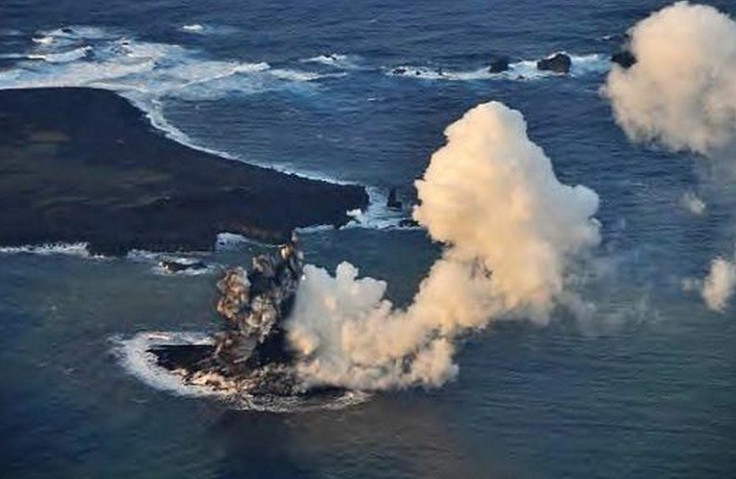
[0,87,368,255]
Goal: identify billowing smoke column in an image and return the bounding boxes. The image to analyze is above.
[603,2,736,314]
[602,2,736,156]
[286,102,601,390]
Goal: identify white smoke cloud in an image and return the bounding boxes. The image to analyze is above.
[701,252,736,312]
[603,2,736,315]
[602,2,736,156]
[286,102,601,390]
[680,191,707,215]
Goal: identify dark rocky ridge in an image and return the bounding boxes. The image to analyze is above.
[0,87,368,255]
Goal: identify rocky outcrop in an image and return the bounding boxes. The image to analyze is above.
[611,49,636,68]
[537,52,572,74]
[488,55,510,73]
[387,187,402,209]
[159,259,207,273]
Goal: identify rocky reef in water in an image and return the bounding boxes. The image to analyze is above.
[0,87,368,255]
[536,52,572,74]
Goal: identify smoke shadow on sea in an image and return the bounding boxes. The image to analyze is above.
[208,392,513,479]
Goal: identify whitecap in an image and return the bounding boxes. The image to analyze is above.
[181,24,205,33]
[27,45,92,63]
[294,224,336,234]
[300,53,362,70]
[180,24,240,36]
[270,68,330,82]
[234,61,270,73]
[0,242,95,257]
[569,53,610,76]
[31,36,54,45]
[215,232,273,250]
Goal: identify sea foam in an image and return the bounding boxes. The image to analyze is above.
[0,242,99,258]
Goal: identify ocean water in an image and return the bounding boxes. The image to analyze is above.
[1,1,735,477]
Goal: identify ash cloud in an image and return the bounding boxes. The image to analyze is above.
[602,2,736,156]
[286,102,601,390]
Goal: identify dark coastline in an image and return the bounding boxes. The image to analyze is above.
[0,87,368,255]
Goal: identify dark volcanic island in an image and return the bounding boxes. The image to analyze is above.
[123,238,358,405]
[145,239,326,400]
[0,87,368,255]
[1,87,369,405]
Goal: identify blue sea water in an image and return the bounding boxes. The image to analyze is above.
[1,0,735,477]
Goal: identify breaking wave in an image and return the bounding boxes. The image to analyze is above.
[0,242,219,273]
[31,36,54,45]
[270,68,345,82]
[0,242,103,258]
[344,186,415,230]
[113,331,370,412]
[178,23,239,36]
[126,250,218,276]
[300,53,363,70]
[180,24,204,33]
[0,27,328,100]
[26,45,92,63]
[214,232,272,250]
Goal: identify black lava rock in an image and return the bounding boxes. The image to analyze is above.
[159,260,207,273]
[488,56,510,73]
[611,50,636,68]
[387,187,402,209]
[536,53,572,74]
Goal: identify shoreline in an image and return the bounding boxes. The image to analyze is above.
[0,87,368,256]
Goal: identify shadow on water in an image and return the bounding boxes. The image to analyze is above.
[208,392,517,479]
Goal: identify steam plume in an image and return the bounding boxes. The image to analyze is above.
[602,2,736,156]
[286,102,601,390]
[603,2,736,313]
[680,191,707,215]
[702,252,736,312]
